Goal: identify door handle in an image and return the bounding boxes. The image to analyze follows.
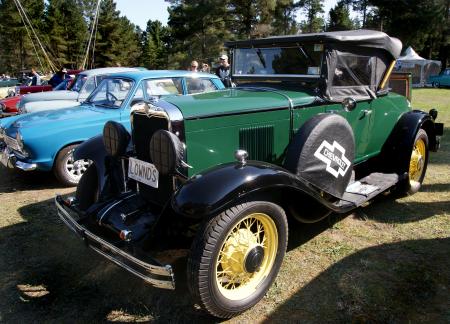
[362,109,372,116]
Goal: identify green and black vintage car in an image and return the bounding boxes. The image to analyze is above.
[56,30,444,318]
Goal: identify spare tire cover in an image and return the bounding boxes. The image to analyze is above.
[284,113,354,198]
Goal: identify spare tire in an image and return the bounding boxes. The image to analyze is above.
[284,113,355,198]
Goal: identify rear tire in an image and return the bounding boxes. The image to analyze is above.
[75,164,99,211]
[187,201,288,318]
[396,129,429,196]
[53,145,90,187]
[432,82,440,88]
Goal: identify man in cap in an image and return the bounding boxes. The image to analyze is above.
[215,54,231,87]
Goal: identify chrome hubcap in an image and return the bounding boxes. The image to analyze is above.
[65,151,90,181]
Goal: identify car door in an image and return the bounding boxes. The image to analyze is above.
[325,99,373,163]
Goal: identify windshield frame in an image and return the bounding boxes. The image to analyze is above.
[232,45,324,79]
[68,73,88,92]
[85,77,135,109]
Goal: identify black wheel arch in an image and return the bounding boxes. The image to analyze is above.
[171,161,345,221]
[378,110,437,175]
[73,134,107,189]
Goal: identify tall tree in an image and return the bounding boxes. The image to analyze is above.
[94,0,141,67]
[0,0,46,73]
[298,0,325,33]
[166,0,230,69]
[141,20,169,69]
[227,0,277,38]
[45,0,88,69]
[272,0,301,35]
[327,0,354,31]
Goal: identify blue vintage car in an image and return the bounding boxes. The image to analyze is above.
[0,70,224,186]
[428,68,450,88]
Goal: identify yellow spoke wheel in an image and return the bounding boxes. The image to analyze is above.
[408,129,429,190]
[188,201,288,319]
[215,212,278,300]
[409,137,426,182]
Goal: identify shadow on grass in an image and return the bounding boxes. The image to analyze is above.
[0,167,63,194]
[0,197,213,323]
[267,238,450,323]
[2,175,447,321]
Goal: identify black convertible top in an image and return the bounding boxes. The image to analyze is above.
[225,29,402,59]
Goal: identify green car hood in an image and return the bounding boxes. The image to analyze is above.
[164,88,318,119]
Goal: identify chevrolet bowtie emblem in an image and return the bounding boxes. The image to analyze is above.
[314,140,351,178]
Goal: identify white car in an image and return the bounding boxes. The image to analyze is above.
[18,67,142,114]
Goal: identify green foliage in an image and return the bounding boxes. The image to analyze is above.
[0,0,46,73]
[45,0,88,69]
[327,0,354,31]
[94,0,140,67]
[298,0,325,33]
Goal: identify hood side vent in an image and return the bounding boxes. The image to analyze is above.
[239,125,274,162]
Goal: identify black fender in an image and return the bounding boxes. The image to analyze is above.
[379,110,436,175]
[171,160,348,220]
[73,134,107,188]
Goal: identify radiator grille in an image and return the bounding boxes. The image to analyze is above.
[239,125,274,162]
[131,112,171,206]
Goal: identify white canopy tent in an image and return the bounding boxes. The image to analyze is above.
[394,47,441,87]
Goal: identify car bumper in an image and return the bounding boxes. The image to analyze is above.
[55,195,175,290]
[0,146,37,171]
[0,111,18,118]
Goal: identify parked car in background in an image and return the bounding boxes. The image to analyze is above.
[17,67,142,114]
[428,68,450,87]
[0,78,19,99]
[0,78,76,118]
[56,30,443,318]
[0,70,224,186]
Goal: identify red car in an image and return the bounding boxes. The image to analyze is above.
[0,73,78,117]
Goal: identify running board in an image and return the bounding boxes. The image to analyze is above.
[333,173,399,210]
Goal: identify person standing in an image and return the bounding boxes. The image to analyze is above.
[189,61,199,72]
[215,54,231,87]
[49,68,67,88]
[30,68,41,86]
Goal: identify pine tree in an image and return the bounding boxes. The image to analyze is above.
[141,20,169,69]
[45,0,88,69]
[166,0,230,69]
[298,0,325,33]
[272,0,301,35]
[0,0,47,74]
[327,0,354,31]
[94,0,141,67]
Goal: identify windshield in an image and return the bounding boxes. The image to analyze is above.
[69,74,87,92]
[87,78,134,108]
[233,45,323,77]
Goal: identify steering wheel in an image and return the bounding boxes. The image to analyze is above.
[106,91,118,102]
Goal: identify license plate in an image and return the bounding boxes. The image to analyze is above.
[0,148,9,167]
[128,157,159,188]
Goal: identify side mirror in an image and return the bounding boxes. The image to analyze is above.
[342,97,356,111]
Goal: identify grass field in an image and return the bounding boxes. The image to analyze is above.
[0,89,449,323]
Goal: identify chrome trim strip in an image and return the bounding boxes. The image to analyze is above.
[55,197,175,290]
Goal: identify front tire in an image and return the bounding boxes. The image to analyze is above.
[54,144,91,187]
[432,82,440,88]
[188,201,288,318]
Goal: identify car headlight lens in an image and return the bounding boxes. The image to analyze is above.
[103,121,130,157]
[149,130,184,176]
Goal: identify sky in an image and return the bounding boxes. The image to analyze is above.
[115,0,350,30]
